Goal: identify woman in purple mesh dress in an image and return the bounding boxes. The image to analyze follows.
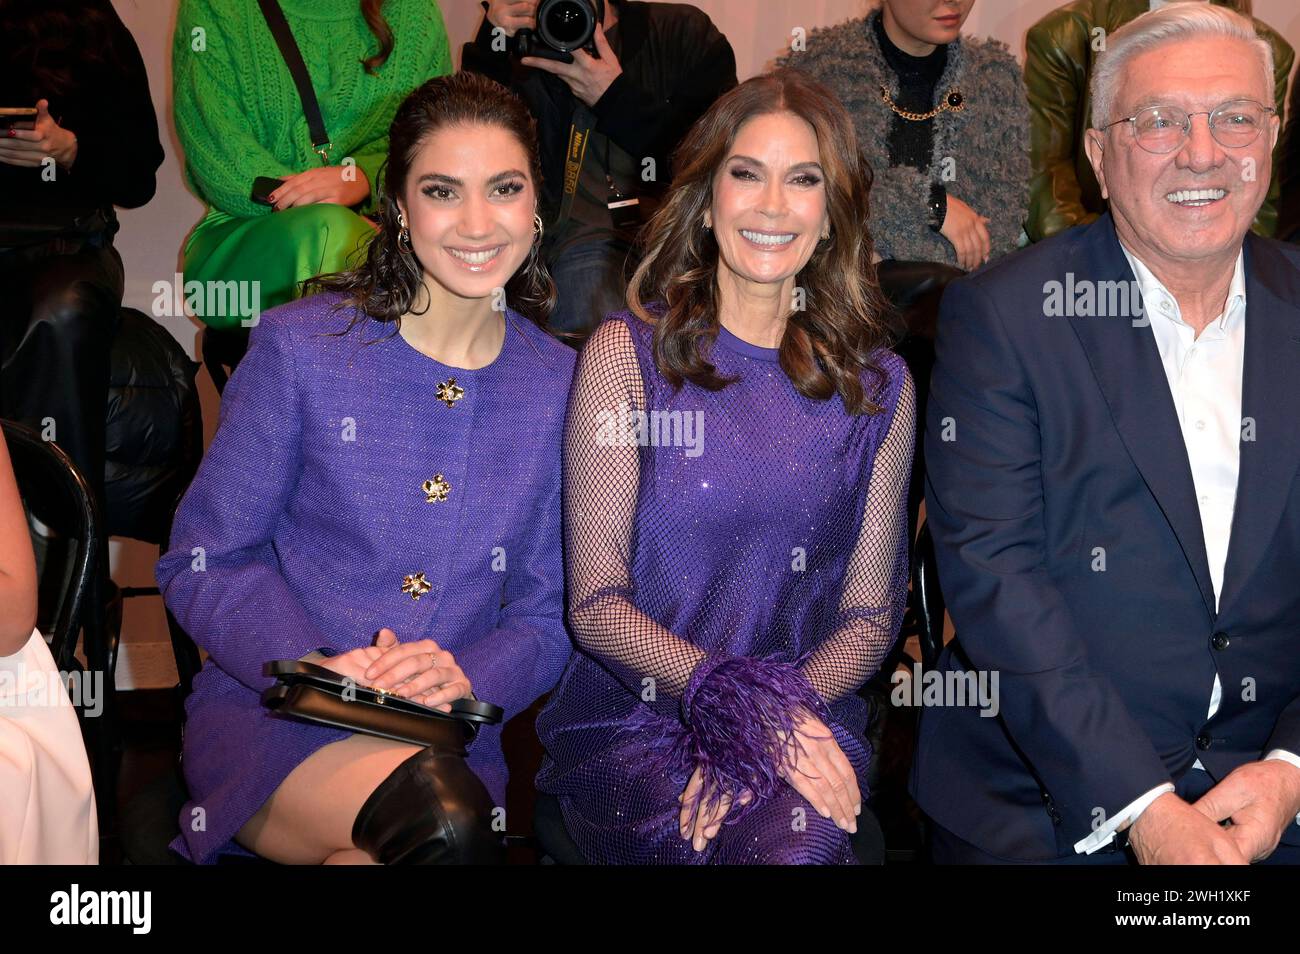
[536,69,916,865]
[156,74,574,864]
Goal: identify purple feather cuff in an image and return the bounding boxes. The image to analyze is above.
[645,655,831,821]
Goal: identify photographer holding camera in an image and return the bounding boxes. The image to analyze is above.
[463,0,736,337]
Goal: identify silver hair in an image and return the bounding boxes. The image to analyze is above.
[1090,3,1273,130]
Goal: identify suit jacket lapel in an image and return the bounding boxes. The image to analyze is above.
[1064,213,1218,620]
[1218,234,1300,619]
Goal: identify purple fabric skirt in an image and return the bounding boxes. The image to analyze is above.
[170,662,506,864]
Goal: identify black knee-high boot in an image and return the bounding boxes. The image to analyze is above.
[350,745,504,865]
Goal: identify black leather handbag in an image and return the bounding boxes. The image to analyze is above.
[261,659,503,750]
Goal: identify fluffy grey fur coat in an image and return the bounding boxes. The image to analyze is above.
[778,11,1030,265]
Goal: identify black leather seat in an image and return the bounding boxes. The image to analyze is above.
[105,307,202,543]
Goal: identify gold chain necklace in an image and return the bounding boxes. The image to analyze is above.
[880,86,966,121]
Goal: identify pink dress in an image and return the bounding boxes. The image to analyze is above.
[0,629,98,863]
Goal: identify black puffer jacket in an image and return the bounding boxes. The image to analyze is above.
[105,309,202,543]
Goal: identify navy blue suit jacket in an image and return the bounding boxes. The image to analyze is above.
[911,212,1300,860]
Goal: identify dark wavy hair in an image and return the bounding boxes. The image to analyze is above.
[306,72,555,331]
[627,68,894,415]
[0,0,127,101]
[359,0,394,74]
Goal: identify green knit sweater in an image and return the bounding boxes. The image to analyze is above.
[173,0,451,220]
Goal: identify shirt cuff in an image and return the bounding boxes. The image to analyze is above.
[1073,782,1175,855]
[1264,750,1300,826]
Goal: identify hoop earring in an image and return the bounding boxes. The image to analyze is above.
[524,216,545,277]
[397,212,413,252]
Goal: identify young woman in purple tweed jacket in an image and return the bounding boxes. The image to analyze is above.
[157,73,576,865]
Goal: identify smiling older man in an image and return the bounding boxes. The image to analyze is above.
[912,3,1300,864]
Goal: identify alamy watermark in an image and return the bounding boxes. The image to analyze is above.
[152,273,262,327]
[0,664,103,717]
[890,663,1000,718]
[49,884,150,934]
[594,402,704,458]
[1042,274,1149,327]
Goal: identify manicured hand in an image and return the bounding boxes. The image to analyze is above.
[363,628,472,711]
[777,710,860,833]
[314,645,385,684]
[0,99,77,169]
[678,765,752,852]
[270,165,370,210]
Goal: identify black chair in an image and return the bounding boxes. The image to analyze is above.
[883,519,945,674]
[119,762,273,865]
[533,793,587,865]
[102,307,203,678]
[872,257,958,676]
[2,418,118,831]
[858,519,946,863]
[910,520,945,671]
[117,762,191,864]
[3,420,98,669]
[115,612,238,865]
[878,258,963,543]
[116,509,205,864]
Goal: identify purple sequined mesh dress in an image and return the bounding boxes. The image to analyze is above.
[536,310,915,864]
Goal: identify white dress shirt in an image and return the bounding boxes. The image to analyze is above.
[1074,244,1300,854]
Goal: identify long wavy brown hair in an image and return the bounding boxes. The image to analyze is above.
[359,0,394,74]
[306,72,555,331]
[627,68,894,415]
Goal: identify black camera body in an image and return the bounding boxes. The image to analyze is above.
[514,0,607,63]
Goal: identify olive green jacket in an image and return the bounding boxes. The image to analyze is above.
[1024,0,1293,241]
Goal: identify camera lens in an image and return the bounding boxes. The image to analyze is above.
[539,0,595,51]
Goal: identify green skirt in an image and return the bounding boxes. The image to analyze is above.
[183,205,376,331]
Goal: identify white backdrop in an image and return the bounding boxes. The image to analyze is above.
[104,0,1300,686]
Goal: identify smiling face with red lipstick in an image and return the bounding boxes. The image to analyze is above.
[880,0,973,56]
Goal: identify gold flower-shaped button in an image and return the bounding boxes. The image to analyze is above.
[436,379,465,408]
[422,474,451,503]
[401,572,432,601]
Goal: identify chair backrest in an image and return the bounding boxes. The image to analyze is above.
[105,307,204,543]
[911,520,946,671]
[1,419,100,671]
[165,606,203,700]
[199,326,249,396]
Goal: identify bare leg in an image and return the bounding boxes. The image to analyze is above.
[235,733,422,864]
